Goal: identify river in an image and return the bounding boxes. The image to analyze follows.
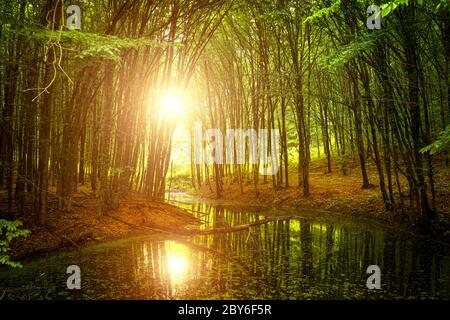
[1,193,449,299]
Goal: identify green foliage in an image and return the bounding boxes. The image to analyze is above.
[420,125,450,155]
[380,0,410,18]
[379,0,442,17]
[304,0,341,24]
[7,27,165,62]
[0,220,30,268]
[321,32,381,70]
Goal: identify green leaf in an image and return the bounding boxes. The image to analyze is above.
[420,125,450,155]
[304,0,341,24]
[6,27,166,62]
[0,219,30,268]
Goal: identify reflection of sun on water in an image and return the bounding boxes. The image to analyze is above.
[168,255,188,280]
[165,242,189,283]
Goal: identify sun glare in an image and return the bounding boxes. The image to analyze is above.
[159,89,186,118]
[165,242,189,283]
[167,255,188,280]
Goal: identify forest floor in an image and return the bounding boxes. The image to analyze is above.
[3,188,199,261]
[180,159,450,231]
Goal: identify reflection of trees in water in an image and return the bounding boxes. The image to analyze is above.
[406,238,443,297]
[2,205,449,299]
[65,215,450,299]
[183,211,449,299]
[300,220,313,287]
[126,241,173,299]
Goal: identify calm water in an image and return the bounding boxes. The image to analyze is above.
[1,194,449,300]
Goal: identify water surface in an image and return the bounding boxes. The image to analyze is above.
[1,194,449,299]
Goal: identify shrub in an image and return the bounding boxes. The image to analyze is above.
[0,220,30,268]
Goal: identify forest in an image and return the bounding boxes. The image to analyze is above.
[0,0,449,300]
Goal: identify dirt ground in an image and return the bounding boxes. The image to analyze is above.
[5,190,199,261]
[194,159,450,226]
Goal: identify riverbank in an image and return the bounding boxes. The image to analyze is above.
[188,159,450,230]
[8,189,199,261]
[5,159,449,262]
